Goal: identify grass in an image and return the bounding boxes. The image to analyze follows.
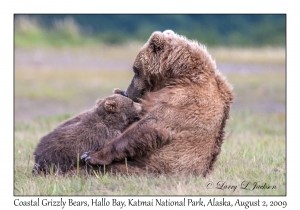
[15,69,133,101]
[14,112,285,195]
[210,47,285,64]
[14,44,285,196]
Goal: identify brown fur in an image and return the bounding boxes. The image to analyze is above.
[83,30,234,177]
[32,94,141,174]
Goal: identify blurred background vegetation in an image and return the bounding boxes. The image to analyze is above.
[14,14,286,47]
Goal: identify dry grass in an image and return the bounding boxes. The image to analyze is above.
[210,47,285,64]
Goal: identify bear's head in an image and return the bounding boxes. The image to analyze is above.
[95,94,142,131]
[123,30,217,102]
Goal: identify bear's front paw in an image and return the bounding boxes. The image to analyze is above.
[81,151,112,165]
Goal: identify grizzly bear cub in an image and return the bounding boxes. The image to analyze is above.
[32,94,142,175]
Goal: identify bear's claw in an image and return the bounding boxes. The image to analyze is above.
[84,156,91,162]
[81,152,90,161]
[32,163,40,175]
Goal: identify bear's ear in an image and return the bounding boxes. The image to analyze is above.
[104,99,119,113]
[163,30,175,36]
[149,31,164,52]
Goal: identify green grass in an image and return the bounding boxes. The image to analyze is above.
[15,69,134,101]
[210,47,285,64]
[14,111,285,195]
[14,46,286,196]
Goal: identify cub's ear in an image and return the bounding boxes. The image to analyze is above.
[104,99,119,113]
[149,31,164,52]
[113,88,125,95]
[95,99,103,105]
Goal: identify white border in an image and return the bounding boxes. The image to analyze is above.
[2,0,297,208]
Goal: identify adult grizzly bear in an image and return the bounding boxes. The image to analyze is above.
[82,30,234,176]
[33,94,142,174]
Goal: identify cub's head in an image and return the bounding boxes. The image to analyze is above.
[96,94,142,131]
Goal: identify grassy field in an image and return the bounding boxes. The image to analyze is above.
[14,45,286,196]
